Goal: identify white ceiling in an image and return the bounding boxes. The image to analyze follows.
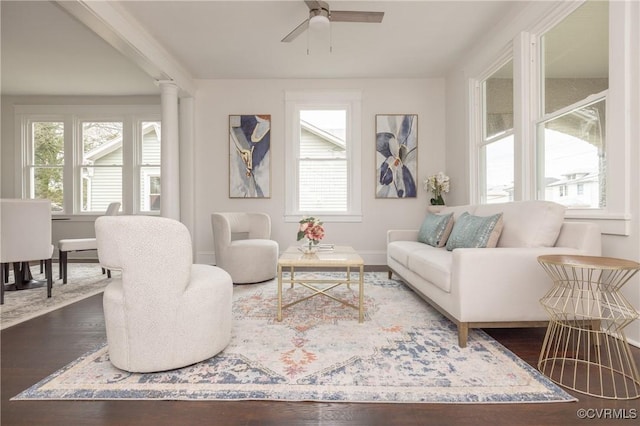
[1,1,524,96]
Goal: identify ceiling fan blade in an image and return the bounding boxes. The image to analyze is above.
[305,0,329,11]
[330,11,384,23]
[281,19,310,42]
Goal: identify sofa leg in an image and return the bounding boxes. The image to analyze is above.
[388,269,392,279]
[458,323,469,348]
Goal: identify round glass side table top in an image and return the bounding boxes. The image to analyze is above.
[537,254,640,400]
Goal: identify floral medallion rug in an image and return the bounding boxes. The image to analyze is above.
[1,263,114,330]
[13,272,575,403]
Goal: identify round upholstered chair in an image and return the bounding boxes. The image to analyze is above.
[211,212,279,284]
[96,215,233,373]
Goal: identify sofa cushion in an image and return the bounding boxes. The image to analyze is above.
[388,241,429,268]
[445,212,504,251]
[406,248,453,293]
[417,212,454,248]
[474,201,566,247]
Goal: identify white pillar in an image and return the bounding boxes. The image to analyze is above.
[179,97,196,254]
[159,81,180,220]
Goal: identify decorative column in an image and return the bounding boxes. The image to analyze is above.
[159,81,180,220]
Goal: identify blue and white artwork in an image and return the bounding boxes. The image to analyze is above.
[376,114,418,198]
[229,114,271,198]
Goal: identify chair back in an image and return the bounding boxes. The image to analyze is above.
[96,215,193,302]
[105,202,121,216]
[211,212,271,251]
[0,199,53,263]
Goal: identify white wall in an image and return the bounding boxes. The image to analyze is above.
[445,1,640,346]
[192,78,445,266]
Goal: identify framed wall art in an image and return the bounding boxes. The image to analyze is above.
[229,114,271,198]
[375,114,418,198]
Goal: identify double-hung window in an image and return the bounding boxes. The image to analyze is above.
[285,91,362,222]
[478,59,514,204]
[535,1,608,209]
[16,105,161,215]
[24,119,65,211]
[473,0,609,211]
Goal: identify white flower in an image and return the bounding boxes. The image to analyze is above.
[423,172,450,196]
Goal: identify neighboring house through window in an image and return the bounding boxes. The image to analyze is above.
[16,105,160,214]
[285,90,362,222]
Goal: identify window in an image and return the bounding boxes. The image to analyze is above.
[16,105,160,215]
[285,91,362,222]
[478,59,514,204]
[138,122,161,212]
[81,121,123,212]
[298,110,347,212]
[25,121,65,211]
[536,0,608,209]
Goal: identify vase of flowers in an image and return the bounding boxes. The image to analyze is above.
[297,216,325,253]
[424,172,450,206]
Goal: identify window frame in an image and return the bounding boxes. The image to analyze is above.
[469,0,632,235]
[14,104,161,216]
[473,55,515,204]
[284,90,362,223]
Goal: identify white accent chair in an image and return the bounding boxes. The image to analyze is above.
[1,199,54,305]
[211,212,279,284]
[57,202,120,283]
[96,215,233,373]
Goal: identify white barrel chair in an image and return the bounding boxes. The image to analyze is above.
[96,215,233,373]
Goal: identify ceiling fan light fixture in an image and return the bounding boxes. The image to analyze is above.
[309,14,330,29]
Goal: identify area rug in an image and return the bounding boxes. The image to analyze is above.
[13,272,575,403]
[1,263,114,330]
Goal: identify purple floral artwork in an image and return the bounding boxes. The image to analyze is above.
[376,114,417,198]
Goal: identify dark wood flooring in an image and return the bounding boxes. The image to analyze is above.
[2,267,639,426]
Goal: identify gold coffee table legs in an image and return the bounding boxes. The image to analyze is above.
[276,265,364,323]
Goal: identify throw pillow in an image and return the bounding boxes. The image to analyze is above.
[445,212,504,251]
[417,212,454,248]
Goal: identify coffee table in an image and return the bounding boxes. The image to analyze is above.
[277,245,365,323]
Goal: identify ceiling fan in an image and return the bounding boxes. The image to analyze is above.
[281,0,384,43]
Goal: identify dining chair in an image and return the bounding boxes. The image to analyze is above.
[1,199,54,304]
[96,215,233,373]
[57,202,120,284]
[211,212,279,284]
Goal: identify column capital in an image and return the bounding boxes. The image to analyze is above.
[155,80,178,90]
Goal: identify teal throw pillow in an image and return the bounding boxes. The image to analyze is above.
[445,212,504,251]
[417,212,454,248]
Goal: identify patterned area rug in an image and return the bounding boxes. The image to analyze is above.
[13,272,575,403]
[1,263,114,330]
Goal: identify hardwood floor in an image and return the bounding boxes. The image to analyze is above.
[2,270,639,426]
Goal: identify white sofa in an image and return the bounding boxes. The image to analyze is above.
[387,201,601,347]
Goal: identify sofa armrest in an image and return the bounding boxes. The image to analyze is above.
[555,221,601,255]
[450,247,585,322]
[387,229,419,244]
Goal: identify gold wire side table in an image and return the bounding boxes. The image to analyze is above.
[537,255,640,400]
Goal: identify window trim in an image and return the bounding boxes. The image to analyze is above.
[469,0,632,235]
[284,90,362,223]
[14,104,160,215]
